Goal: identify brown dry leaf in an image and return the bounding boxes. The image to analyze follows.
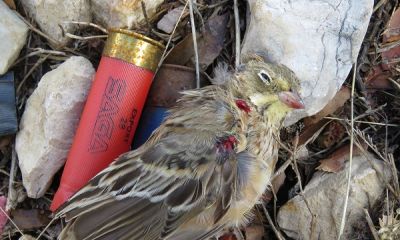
[365,65,393,89]
[0,136,12,148]
[317,121,346,148]
[3,0,16,10]
[10,209,51,230]
[297,119,329,146]
[316,144,364,173]
[165,13,229,70]
[0,196,7,234]
[383,8,400,43]
[271,171,286,193]
[303,87,350,126]
[365,8,400,88]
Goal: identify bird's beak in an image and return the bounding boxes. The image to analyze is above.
[278,91,305,109]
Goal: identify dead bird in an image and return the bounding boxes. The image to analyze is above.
[56,54,304,240]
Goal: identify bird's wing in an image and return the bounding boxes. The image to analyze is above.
[57,89,254,240]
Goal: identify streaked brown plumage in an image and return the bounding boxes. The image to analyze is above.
[56,55,304,240]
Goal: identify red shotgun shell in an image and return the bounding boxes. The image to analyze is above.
[50,29,165,211]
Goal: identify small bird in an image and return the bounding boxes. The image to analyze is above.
[56,54,304,240]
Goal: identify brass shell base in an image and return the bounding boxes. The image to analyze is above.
[103,29,165,72]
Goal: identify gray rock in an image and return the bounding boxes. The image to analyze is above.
[16,57,95,198]
[91,0,164,29]
[20,0,91,47]
[241,0,374,125]
[277,154,390,239]
[0,1,28,74]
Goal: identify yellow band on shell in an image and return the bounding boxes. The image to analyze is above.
[103,29,165,72]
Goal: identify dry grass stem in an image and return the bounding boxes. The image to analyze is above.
[65,33,108,40]
[324,116,400,127]
[261,203,286,240]
[63,21,108,33]
[15,12,59,46]
[6,146,18,211]
[0,205,24,237]
[188,0,200,88]
[158,0,189,70]
[365,209,380,240]
[338,62,357,240]
[233,0,241,68]
[16,55,50,95]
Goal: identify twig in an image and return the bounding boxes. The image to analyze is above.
[338,62,357,240]
[65,33,108,40]
[373,0,388,13]
[63,21,108,33]
[291,157,317,240]
[36,217,57,240]
[15,12,59,47]
[13,48,67,67]
[364,209,380,240]
[0,205,24,237]
[389,154,400,195]
[323,117,400,127]
[16,54,50,95]
[141,1,152,36]
[157,0,189,70]
[233,227,244,240]
[0,169,10,177]
[388,77,400,91]
[261,203,286,240]
[6,146,17,211]
[233,0,241,68]
[188,0,200,88]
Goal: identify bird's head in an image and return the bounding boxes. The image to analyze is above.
[233,54,305,125]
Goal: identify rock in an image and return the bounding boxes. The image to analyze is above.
[241,0,374,125]
[19,235,36,240]
[91,0,164,29]
[20,0,91,47]
[277,154,390,239]
[157,6,185,34]
[16,56,95,198]
[0,1,28,74]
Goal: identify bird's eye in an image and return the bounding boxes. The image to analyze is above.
[258,70,272,85]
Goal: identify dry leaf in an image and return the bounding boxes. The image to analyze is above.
[303,87,350,126]
[165,13,229,70]
[365,8,400,89]
[271,172,286,193]
[297,119,329,146]
[365,65,393,89]
[10,209,52,230]
[3,0,16,10]
[0,196,7,235]
[316,144,364,173]
[383,8,400,43]
[157,6,186,34]
[317,121,346,148]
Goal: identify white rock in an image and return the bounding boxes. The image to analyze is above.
[16,56,95,198]
[0,1,28,74]
[157,6,185,34]
[91,0,164,29]
[20,0,91,47]
[241,0,373,125]
[277,154,390,239]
